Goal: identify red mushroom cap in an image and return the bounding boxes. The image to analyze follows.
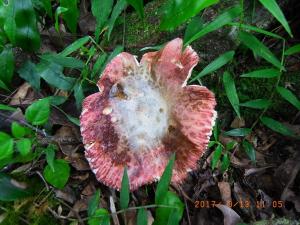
[80,38,216,190]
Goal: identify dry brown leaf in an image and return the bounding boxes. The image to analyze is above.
[218,181,232,203]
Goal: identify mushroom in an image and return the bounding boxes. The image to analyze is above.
[80,38,217,191]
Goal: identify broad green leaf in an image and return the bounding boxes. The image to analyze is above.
[0,46,14,85]
[224,128,251,137]
[259,0,292,37]
[240,99,271,109]
[0,132,13,161]
[225,141,237,151]
[229,22,283,40]
[11,122,26,138]
[154,191,184,225]
[88,208,110,225]
[155,154,175,204]
[285,44,300,56]
[260,116,295,137]
[120,167,130,210]
[3,0,16,44]
[223,71,240,117]
[0,173,31,201]
[43,159,70,189]
[91,53,108,78]
[160,0,219,31]
[16,138,32,156]
[37,62,76,91]
[40,54,85,69]
[92,0,113,40]
[73,81,84,109]
[190,51,235,82]
[46,96,68,106]
[137,208,147,225]
[221,153,230,172]
[0,79,10,92]
[44,145,56,171]
[242,140,256,162]
[18,60,40,90]
[41,0,53,18]
[126,0,144,19]
[211,144,222,170]
[88,190,100,216]
[66,114,80,126]
[240,68,280,78]
[184,16,203,45]
[60,0,79,33]
[55,7,68,32]
[107,0,127,40]
[184,6,242,45]
[239,31,283,70]
[60,36,90,56]
[0,104,16,111]
[276,86,300,110]
[25,98,50,125]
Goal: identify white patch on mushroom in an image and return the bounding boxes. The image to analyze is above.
[109,68,169,152]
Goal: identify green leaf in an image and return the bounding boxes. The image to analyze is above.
[137,208,147,225]
[224,128,251,137]
[41,0,53,18]
[25,98,50,125]
[211,144,222,170]
[91,53,108,78]
[221,153,230,172]
[229,22,284,40]
[92,0,113,40]
[88,190,100,217]
[240,99,271,109]
[43,159,70,189]
[0,79,10,92]
[184,16,203,45]
[0,173,31,201]
[120,167,130,210]
[0,104,16,111]
[41,54,85,69]
[11,122,26,138]
[88,208,110,225]
[240,68,280,78]
[37,62,76,91]
[225,141,237,151]
[223,71,240,117]
[107,0,127,40]
[44,145,56,171]
[0,132,13,161]
[126,0,144,19]
[55,6,68,32]
[276,86,300,110]
[160,0,219,31]
[190,51,235,82]
[60,36,90,57]
[60,0,79,33]
[259,0,292,37]
[154,191,184,225]
[66,114,80,126]
[18,60,40,90]
[155,154,175,204]
[184,6,242,45]
[260,116,295,137]
[16,138,32,156]
[3,1,16,44]
[242,140,256,162]
[73,81,84,110]
[285,44,300,56]
[0,46,14,85]
[46,96,68,106]
[239,31,283,70]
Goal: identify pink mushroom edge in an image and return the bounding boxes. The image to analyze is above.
[80,38,217,191]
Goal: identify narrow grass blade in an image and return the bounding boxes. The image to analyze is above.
[240,68,280,78]
[260,116,295,137]
[120,167,130,210]
[223,71,240,117]
[239,31,283,70]
[240,99,271,109]
[224,128,251,137]
[285,44,300,56]
[259,0,293,37]
[137,208,147,225]
[242,140,256,162]
[276,86,300,110]
[190,51,235,82]
[60,36,90,57]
